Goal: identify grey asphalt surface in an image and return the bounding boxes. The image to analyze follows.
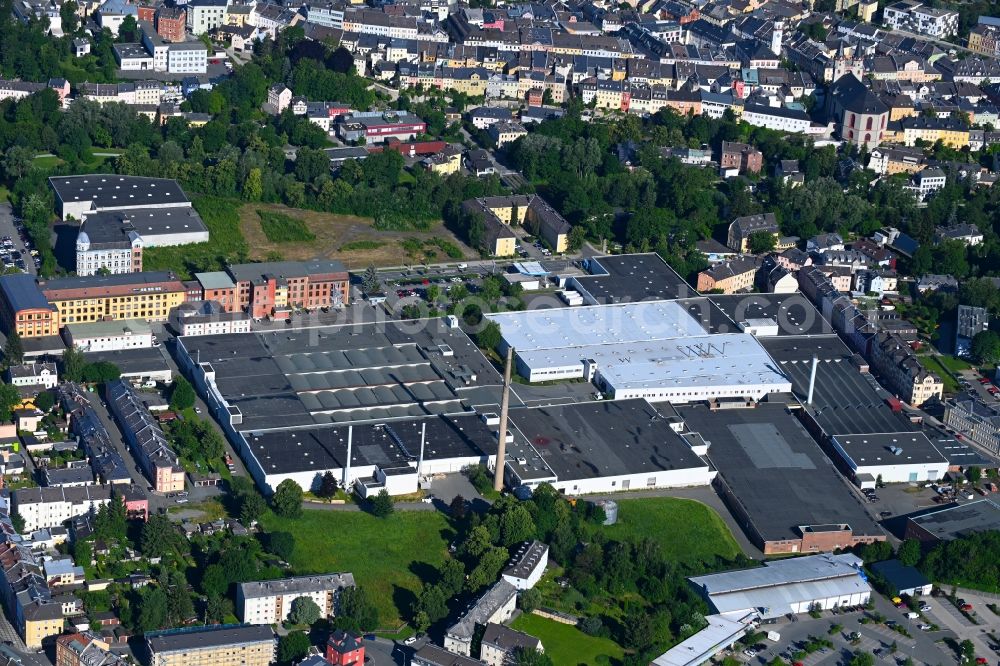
[0,203,37,277]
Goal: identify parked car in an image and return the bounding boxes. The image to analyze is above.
[919,604,931,612]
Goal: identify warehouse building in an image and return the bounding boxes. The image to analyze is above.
[503,400,715,494]
[75,208,208,276]
[689,553,872,619]
[50,175,192,221]
[680,403,885,555]
[905,498,1000,542]
[830,432,947,483]
[569,253,694,304]
[63,319,153,352]
[486,301,791,402]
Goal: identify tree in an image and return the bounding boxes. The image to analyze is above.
[318,471,338,498]
[263,531,295,560]
[622,606,656,651]
[243,167,263,201]
[337,587,379,632]
[136,586,168,632]
[271,479,304,518]
[80,362,121,384]
[0,383,20,422]
[747,231,777,255]
[10,511,24,534]
[239,489,266,525]
[141,515,179,558]
[277,631,311,664]
[62,346,87,383]
[413,584,448,625]
[450,495,467,520]
[515,648,554,666]
[971,330,1000,365]
[475,320,502,351]
[960,640,976,663]
[896,539,921,567]
[966,466,982,482]
[849,652,875,666]
[34,390,55,413]
[499,503,536,546]
[117,14,138,41]
[3,332,23,368]
[93,496,127,544]
[518,588,541,612]
[170,376,196,411]
[361,265,380,295]
[370,489,394,518]
[288,596,321,626]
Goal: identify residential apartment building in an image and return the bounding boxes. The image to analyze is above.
[106,380,185,493]
[186,0,229,35]
[943,398,1000,455]
[6,362,58,390]
[883,0,958,38]
[444,580,517,657]
[56,632,128,666]
[0,274,61,339]
[12,485,114,532]
[727,213,779,252]
[146,625,276,666]
[480,624,543,666]
[720,141,763,174]
[236,573,356,625]
[0,512,63,649]
[461,195,571,257]
[900,116,970,149]
[154,6,186,42]
[488,120,528,147]
[868,331,943,406]
[696,256,762,293]
[40,272,188,325]
[969,23,1000,57]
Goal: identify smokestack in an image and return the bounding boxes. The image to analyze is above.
[417,421,426,480]
[493,346,513,493]
[344,425,353,489]
[807,356,818,405]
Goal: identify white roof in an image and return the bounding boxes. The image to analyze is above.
[487,301,710,350]
[689,554,869,617]
[651,614,752,666]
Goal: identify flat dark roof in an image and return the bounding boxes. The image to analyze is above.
[505,399,709,482]
[673,296,739,334]
[49,175,190,209]
[869,559,930,591]
[680,402,884,542]
[243,413,497,477]
[84,347,171,374]
[574,253,694,303]
[761,336,915,436]
[709,293,834,336]
[41,271,179,293]
[833,432,947,467]
[908,498,1000,540]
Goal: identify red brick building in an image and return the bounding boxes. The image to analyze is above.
[155,6,187,42]
[195,260,350,320]
[720,141,763,175]
[137,4,155,22]
[326,630,364,666]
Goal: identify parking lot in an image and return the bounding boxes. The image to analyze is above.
[0,203,38,275]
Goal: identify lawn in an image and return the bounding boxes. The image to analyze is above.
[143,196,249,279]
[917,355,960,393]
[936,355,973,373]
[602,498,741,567]
[238,203,474,269]
[511,614,624,666]
[257,209,316,243]
[259,509,454,629]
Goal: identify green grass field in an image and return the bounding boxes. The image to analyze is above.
[511,614,624,665]
[936,355,973,373]
[259,509,454,628]
[602,498,741,567]
[917,355,960,393]
[258,209,316,243]
[143,196,249,279]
